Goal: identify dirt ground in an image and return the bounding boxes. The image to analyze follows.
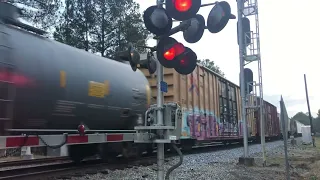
[232,137,320,180]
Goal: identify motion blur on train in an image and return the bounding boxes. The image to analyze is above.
[0,2,283,163]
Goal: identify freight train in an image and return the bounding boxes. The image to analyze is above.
[0,2,282,163]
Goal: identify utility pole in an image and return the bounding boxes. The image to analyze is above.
[304,74,316,147]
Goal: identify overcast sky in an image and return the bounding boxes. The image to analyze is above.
[136,0,320,117]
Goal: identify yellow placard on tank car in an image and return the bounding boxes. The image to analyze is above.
[88,81,105,98]
[60,71,66,88]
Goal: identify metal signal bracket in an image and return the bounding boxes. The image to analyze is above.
[134,102,182,143]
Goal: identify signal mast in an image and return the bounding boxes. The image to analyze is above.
[120,1,236,180]
[237,0,265,166]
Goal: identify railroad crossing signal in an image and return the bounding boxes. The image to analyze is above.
[138,51,158,75]
[157,37,197,75]
[117,43,140,71]
[165,0,201,21]
[143,5,172,36]
[117,44,157,74]
[143,1,236,75]
[207,1,236,33]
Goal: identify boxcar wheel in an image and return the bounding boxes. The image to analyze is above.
[146,144,155,155]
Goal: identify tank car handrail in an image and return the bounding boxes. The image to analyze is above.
[5,129,136,133]
[3,18,47,35]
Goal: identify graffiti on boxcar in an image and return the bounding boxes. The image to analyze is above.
[188,73,199,95]
[182,108,221,140]
[181,107,243,140]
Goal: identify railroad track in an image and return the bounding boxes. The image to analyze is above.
[0,143,230,180]
[0,139,280,180]
[0,156,70,169]
[0,156,157,180]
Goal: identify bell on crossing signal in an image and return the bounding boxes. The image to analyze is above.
[116,43,141,72]
[183,14,205,43]
[174,47,197,75]
[165,0,201,21]
[143,5,173,36]
[156,37,185,68]
[207,1,236,34]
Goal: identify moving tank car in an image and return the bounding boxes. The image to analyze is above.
[0,2,154,162]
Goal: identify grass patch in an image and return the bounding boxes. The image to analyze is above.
[305,137,320,150]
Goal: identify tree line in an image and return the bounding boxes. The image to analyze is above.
[291,110,320,133]
[12,0,149,59]
[9,0,225,75]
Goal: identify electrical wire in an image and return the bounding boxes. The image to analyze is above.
[37,133,68,149]
[165,143,183,180]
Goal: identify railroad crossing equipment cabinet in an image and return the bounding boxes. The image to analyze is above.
[134,102,183,144]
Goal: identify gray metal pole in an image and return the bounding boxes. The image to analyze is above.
[156,1,165,180]
[237,0,249,157]
[280,98,290,180]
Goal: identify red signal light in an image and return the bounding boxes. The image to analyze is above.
[179,59,186,66]
[174,43,185,55]
[174,47,197,75]
[166,0,201,21]
[174,0,192,12]
[163,43,185,61]
[156,37,197,75]
[164,47,176,61]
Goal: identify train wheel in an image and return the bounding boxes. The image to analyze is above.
[98,144,108,163]
[69,145,84,163]
[223,141,228,146]
[122,142,143,160]
[180,139,194,152]
[146,144,155,155]
[98,143,118,163]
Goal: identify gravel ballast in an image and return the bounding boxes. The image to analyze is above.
[59,140,292,180]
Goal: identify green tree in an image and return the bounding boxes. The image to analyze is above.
[317,109,320,118]
[90,0,148,58]
[10,0,63,30]
[53,0,149,58]
[54,0,96,51]
[53,0,79,46]
[291,112,311,125]
[73,0,96,51]
[197,59,225,77]
[291,111,320,133]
